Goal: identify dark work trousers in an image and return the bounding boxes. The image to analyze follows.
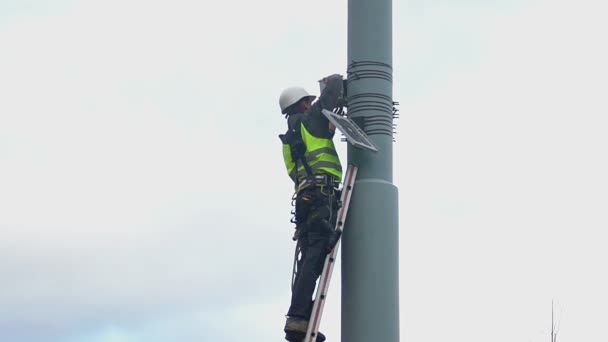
[287,185,338,320]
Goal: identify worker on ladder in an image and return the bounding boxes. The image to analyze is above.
[278,74,344,342]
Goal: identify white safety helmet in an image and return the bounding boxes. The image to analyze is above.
[279,87,316,114]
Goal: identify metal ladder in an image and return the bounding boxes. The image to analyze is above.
[304,164,358,342]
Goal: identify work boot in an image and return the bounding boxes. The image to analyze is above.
[284,317,326,342]
[284,330,327,342]
[284,317,308,333]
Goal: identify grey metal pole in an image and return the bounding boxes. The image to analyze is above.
[342,0,399,340]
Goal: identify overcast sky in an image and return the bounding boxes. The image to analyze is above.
[1,0,607,341]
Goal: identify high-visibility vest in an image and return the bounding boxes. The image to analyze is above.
[282,121,342,183]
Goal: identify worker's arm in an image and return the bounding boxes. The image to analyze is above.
[305,74,343,137]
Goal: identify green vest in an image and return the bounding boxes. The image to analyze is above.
[282,122,342,184]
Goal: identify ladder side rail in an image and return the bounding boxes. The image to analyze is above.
[304,165,358,342]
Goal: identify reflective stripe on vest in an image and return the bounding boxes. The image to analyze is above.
[282,122,342,183]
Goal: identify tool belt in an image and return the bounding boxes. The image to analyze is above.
[291,173,342,241]
[296,173,340,193]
